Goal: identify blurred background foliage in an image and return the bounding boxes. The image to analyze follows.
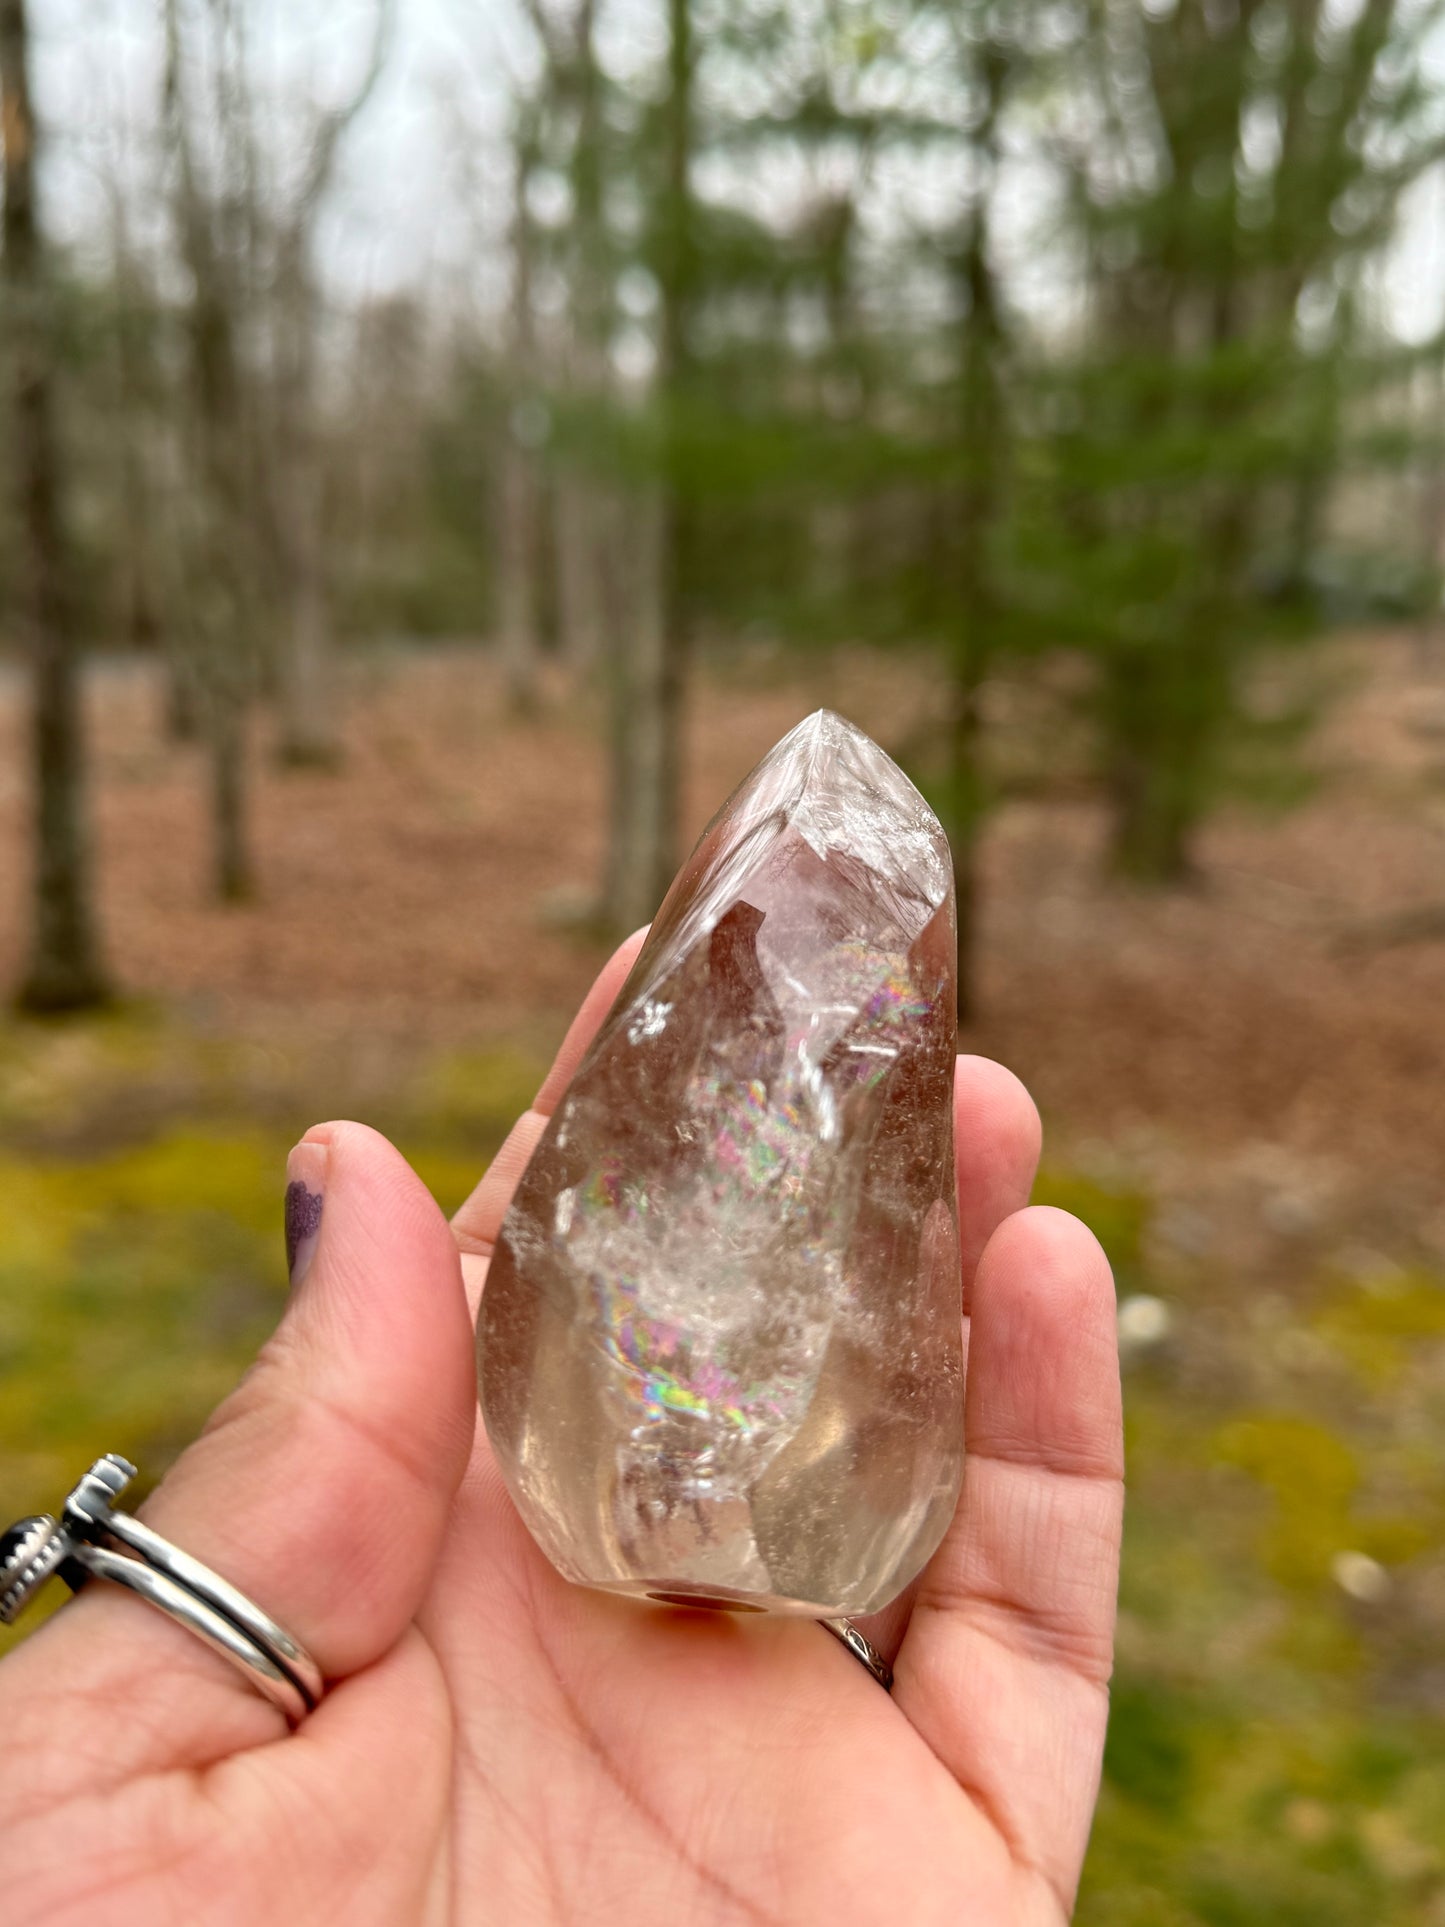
[2,0,1445,1919]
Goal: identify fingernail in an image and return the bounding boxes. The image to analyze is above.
[285,1140,328,1288]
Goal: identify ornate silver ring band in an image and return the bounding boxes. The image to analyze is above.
[1,1455,322,1725]
[821,1615,893,1691]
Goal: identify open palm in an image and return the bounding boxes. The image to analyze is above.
[1,936,1123,1926]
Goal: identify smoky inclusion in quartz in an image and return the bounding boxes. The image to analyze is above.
[477,712,963,1617]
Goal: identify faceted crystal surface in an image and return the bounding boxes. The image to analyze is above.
[477,711,962,1616]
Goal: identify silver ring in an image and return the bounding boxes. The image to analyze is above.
[820,1616,893,1691]
[1,1456,322,1725]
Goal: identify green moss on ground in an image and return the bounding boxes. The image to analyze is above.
[2,1015,1442,1922]
[0,1015,536,1660]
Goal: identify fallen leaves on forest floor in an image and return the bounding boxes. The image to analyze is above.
[1,633,1444,1923]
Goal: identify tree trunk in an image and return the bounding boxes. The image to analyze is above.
[604,489,677,927]
[1108,727,1195,883]
[556,474,604,672]
[1106,257,1245,885]
[267,3,390,750]
[498,421,543,712]
[3,0,111,1012]
[109,258,162,655]
[207,670,253,901]
[1103,645,1218,883]
[600,0,694,929]
[191,315,257,899]
[163,638,204,742]
[602,483,687,927]
[1417,357,1445,668]
[275,446,342,767]
[270,238,344,767]
[557,0,609,683]
[946,633,985,1022]
[946,413,994,1022]
[942,41,1006,1024]
[158,433,204,742]
[497,108,546,716]
[164,0,258,899]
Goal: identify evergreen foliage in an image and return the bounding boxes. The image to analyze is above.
[1,0,1443,985]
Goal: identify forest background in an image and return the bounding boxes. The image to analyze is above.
[3,2,1445,1919]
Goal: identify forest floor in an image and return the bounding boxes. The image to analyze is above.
[1,633,1444,1924]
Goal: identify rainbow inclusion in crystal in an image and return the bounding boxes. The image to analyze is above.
[477,711,962,1618]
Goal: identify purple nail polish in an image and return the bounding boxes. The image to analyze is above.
[285,1178,323,1286]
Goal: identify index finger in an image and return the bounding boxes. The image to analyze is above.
[450,930,647,1302]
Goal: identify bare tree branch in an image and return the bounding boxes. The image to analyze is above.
[296,0,397,219]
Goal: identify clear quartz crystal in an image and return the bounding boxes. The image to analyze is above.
[477,711,963,1617]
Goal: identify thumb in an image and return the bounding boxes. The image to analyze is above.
[0,1121,475,1785]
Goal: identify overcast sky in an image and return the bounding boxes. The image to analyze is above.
[26,0,1445,346]
[31,0,513,308]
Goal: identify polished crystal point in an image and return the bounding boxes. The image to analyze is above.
[477,711,962,1616]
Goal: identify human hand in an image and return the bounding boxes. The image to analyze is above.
[0,935,1122,1926]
